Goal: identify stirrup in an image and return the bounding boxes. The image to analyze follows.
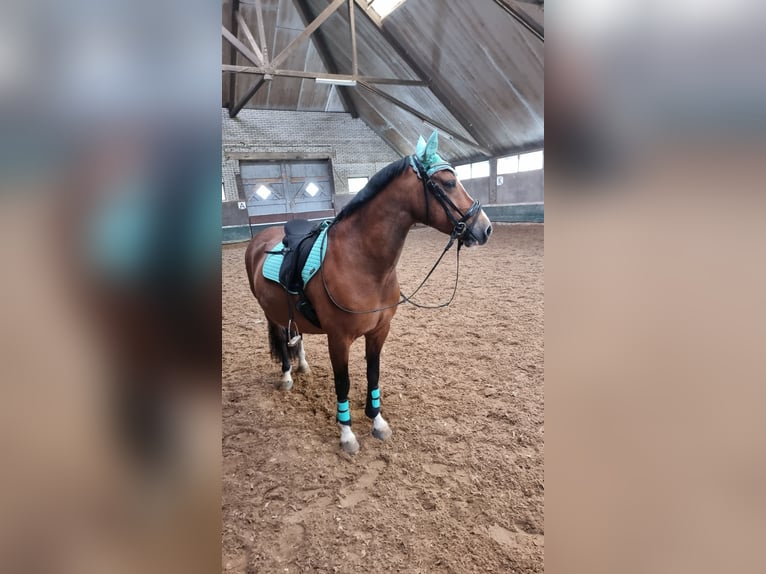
[286,319,301,347]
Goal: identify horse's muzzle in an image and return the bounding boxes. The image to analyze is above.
[463,210,493,247]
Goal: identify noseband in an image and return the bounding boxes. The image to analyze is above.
[412,156,482,245]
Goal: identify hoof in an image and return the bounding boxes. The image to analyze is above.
[278,378,293,391]
[372,425,392,441]
[297,364,311,375]
[341,438,360,455]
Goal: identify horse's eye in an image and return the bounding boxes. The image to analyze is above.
[444,180,457,189]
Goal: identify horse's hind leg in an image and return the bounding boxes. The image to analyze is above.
[296,338,311,374]
[328,334,359,454]
[267,321,294,391]
[365,324,392,441]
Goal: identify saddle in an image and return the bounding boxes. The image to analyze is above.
[267,219,326,328]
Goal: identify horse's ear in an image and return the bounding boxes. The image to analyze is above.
[425,130,439,157]
[416,135,427,158]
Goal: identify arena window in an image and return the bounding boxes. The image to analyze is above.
[518,150,544,172]
[455,164,471,180]
[255,185,272,200]
[305,182,320,197]
[497,155,519,174]
[371,0,406,19]
[471,161,490,178]
[457,161,490,180]
[348,177,368,193]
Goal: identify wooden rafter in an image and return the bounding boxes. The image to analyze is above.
[225,0,347,117]
[357,81,492,155]
[229,75,270,118]
[227,0,240,109]
[349,0,358,76]
[254,0,269,63]
[353,0,381,27]
[235,10,264,65]
[223,65,426,86]
[292,0,357,117]
[224,0,434,118]
[270,0,346,69]
[222,25,263,67]
[229,0,271,117]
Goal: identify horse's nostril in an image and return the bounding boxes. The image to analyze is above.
[486,225,493,237]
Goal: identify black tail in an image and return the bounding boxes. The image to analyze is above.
[267,321,300,363]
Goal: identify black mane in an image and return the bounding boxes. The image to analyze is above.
[334,157,411,223]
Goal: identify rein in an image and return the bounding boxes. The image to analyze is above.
[318,156,480,314]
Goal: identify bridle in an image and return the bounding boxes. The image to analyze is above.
[412,155,483,248]
[318,155,482,314]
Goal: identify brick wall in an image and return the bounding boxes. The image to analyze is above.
[221,108,401,203]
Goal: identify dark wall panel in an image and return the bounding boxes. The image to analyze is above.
[496,170,544,204]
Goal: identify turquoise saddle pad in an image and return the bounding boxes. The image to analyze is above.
[262,223,329,294]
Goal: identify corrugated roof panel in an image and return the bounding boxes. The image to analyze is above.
[382,0,544,155]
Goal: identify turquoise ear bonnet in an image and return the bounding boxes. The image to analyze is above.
[409,130,454,177]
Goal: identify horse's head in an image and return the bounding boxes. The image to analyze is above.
[411,131,493,247]
[427,168,493,247]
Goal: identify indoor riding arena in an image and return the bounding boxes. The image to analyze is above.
[221,0,544,572]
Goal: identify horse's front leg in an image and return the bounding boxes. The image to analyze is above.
[328,334,359,454]
[365,324,392,441]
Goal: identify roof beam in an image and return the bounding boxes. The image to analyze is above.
[271,0,346,70]
[497,140,545,156]
[227,0,240,109]
[229,0,271,118]
[253,0,269,63]
[223,65,427,85]
[491,0,544,42]
[229,75,271,118]
[222,25,264,67]
[357,81,492,156]
[441,140,544,166]
[223,19,272,117]
[349,0,358,76]
[352,0,491,153]
[292,0,357,117]
[235,10,264,66]
[353,0,381,27]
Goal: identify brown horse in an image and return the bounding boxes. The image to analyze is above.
[245,148,492,454]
